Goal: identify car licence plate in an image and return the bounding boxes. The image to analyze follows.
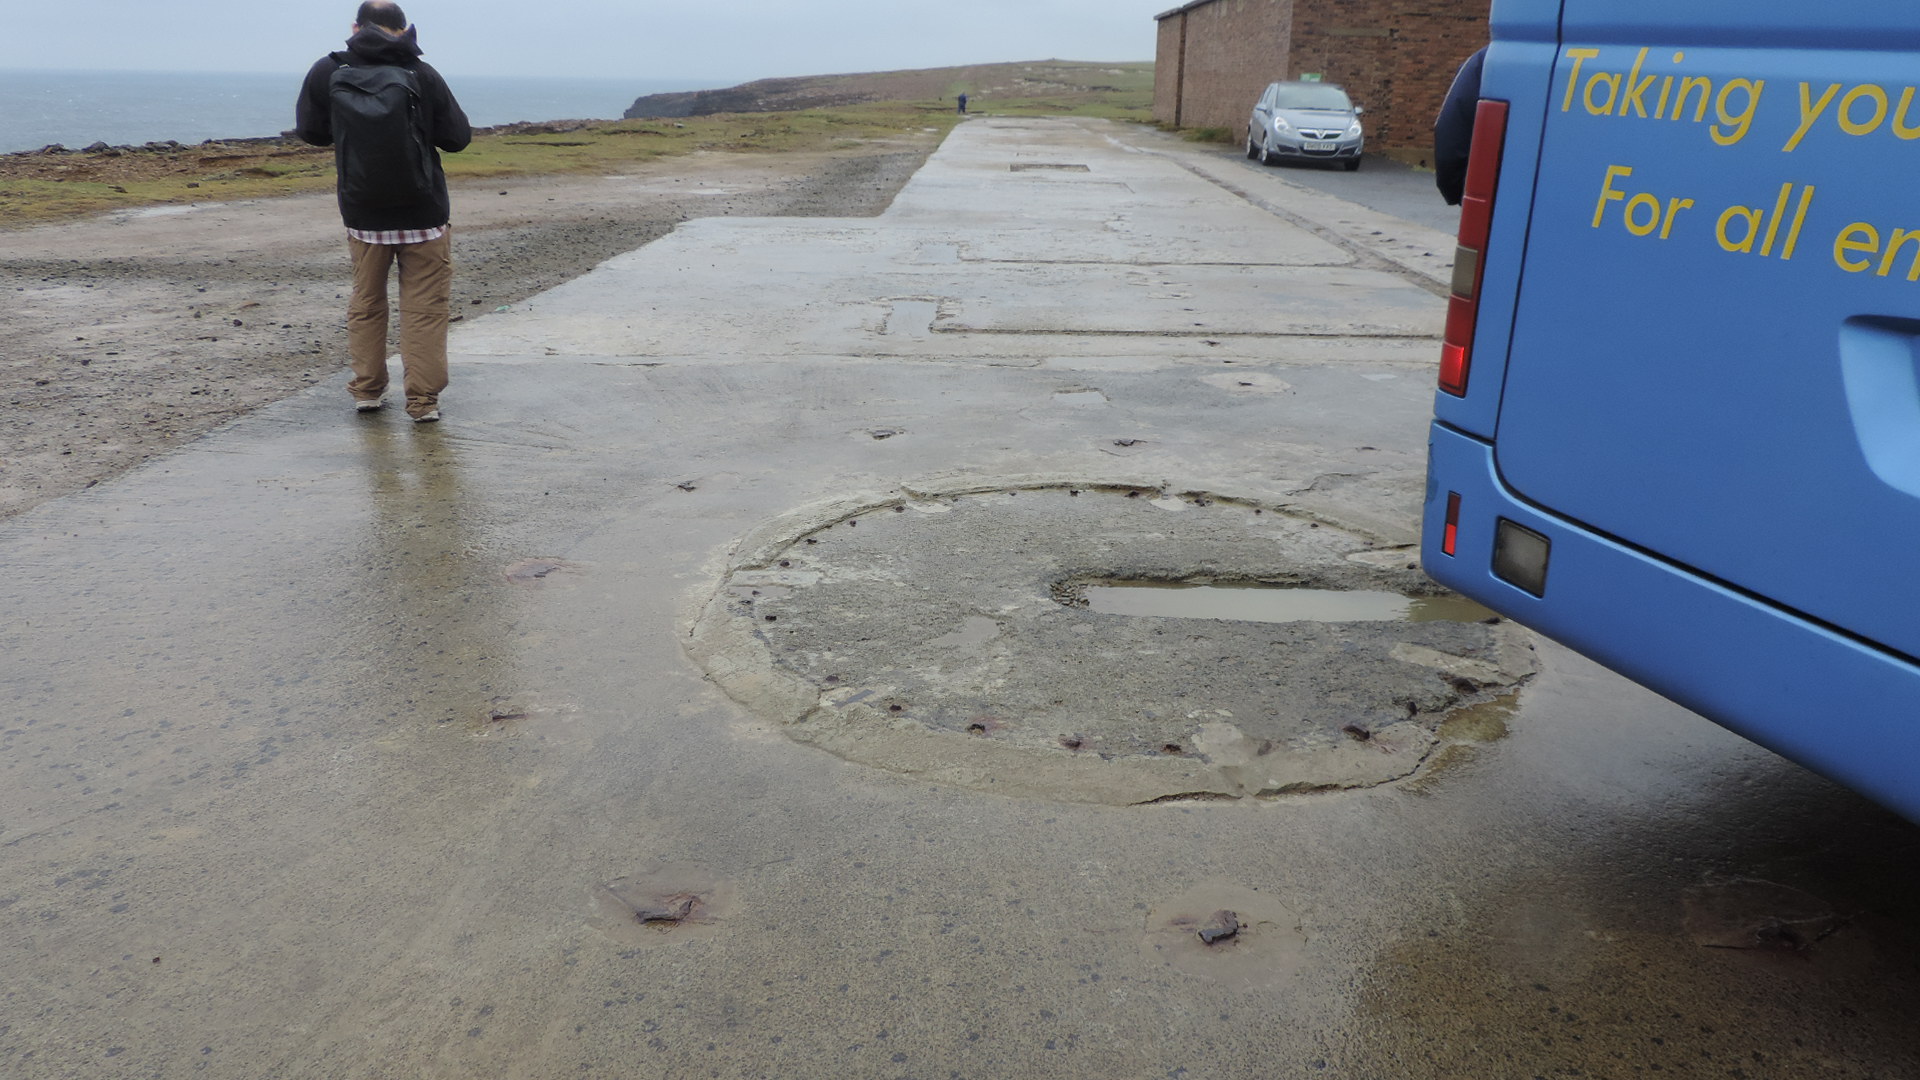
[1303,140,1336,151]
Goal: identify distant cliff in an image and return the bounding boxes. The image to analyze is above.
[626,77,870,118]
[625,60,1151,119]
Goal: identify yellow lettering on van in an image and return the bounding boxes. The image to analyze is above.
[1711,79,1763,146]
[1717,206,1763,253]
[1618,49,1655,117]
[1673,76,1714,123]
[1661,198,1696,240]
[1841,84,1890,136]
[1879,228,1920,281]
[1562,49,1601,112]
[1623,193,1662,236]
[1834,223,1879,273]
[1781,185,1815,260]
[1593,165,1632,228]
[1586,71,1624,116]
[1760,183,1794,256]
[1894,88,1920,140]
[1785,82,1840,152]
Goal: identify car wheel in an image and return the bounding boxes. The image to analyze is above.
[1246,131,1259,160]
[1258,137,1276,166]
[1344,155,1362,172]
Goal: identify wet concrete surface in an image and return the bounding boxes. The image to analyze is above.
[3,117,1920,1078]
[1227,150,1464,236]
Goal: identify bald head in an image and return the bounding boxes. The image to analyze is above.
[355,1,407,31]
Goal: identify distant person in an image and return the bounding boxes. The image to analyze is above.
[957,93,969,115]
[1433,47,1486,206]
[295,1,471,423]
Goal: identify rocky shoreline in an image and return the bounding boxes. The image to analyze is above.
[9,118,626,159]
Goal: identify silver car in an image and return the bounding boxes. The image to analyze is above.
[1246,81,1365,171]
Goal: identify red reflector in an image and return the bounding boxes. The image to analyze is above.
[1439,343,1469,398]
[1442,492,1462,556]
[1438,99,1509,399]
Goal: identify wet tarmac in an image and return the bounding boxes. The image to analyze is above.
[3,118,1919,1079]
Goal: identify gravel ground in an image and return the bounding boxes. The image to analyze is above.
[0,138,939,521]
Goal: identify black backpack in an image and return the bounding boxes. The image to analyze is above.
[328,63,435,208]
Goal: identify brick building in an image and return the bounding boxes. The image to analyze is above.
[1153,0,1489,161]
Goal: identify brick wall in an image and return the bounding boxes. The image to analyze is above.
[1154,0,1488,157]
[1292,2,1489,158]
[1152,0,1294,135]
[1386,10,1489,162]
[1153,15,1186,124]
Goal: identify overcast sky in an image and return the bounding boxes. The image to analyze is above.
[13,1,1172,83]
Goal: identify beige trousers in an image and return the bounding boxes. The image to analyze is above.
[346,229,453,417]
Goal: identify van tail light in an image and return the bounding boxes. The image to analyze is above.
[1441,492,1462,556]
[1440,99,1510,398]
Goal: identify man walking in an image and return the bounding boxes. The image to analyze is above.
[296,1,471,423]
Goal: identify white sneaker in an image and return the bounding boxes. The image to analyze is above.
[354,396,385,412]
[411,408,441,424]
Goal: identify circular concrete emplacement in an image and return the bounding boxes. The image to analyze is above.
[688,481,1535,805]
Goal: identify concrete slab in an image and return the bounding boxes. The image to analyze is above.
[451,116,1433,362]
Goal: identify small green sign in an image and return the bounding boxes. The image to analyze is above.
[1300,72,1323,82]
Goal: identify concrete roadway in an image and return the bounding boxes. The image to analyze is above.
[3,118,1918,1079]
[1226,148,1464,236]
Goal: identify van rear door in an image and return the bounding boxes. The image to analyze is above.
[1494,0,1920,659]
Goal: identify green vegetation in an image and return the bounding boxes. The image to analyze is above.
[446,102,966,181]
[0,61,1156,226]
[946,61,1155,122]
[1183,126,1238,145]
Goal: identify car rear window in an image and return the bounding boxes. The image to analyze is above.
[1271,85,1352,110]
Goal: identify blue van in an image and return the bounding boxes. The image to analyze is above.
[1422,0,1920,820]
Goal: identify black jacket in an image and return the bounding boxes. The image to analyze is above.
[1433,47,1486,207]
[295,24,471,231]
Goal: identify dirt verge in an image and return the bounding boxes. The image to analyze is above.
[0,136,941,521]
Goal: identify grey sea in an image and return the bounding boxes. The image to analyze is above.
[0,69,729,154]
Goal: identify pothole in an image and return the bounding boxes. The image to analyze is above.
[687,481,1536,805]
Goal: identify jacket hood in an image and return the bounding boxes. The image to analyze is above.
[343,23,423,66]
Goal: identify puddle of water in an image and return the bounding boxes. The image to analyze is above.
[928,615,1000,650]
[1436,692,1518,743]
[1140,883,1307,991]
[1082,582,1495,624]
[113,204,205,219]
[589,862,735,947]
[883,300,938,339]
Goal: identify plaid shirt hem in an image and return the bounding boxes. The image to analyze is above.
[346,224,448,245]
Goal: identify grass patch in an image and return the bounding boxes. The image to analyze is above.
[1182,126,1237,145]
[0,62,1156,226]
[957,61,1154,123]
